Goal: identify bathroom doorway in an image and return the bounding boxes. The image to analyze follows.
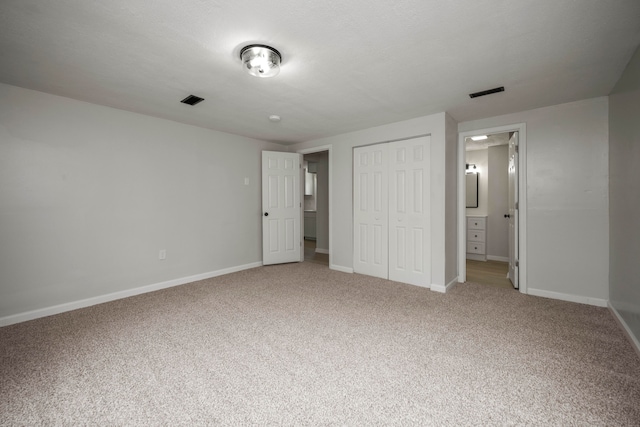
[458,124,527,293]
[465,132,510,288]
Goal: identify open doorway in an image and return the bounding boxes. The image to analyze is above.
[298,146,332,267]
[458,124,527,294]
[465,132,511,288]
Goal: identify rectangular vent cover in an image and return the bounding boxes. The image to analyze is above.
[469,86,504,98]
[180,95,205,105]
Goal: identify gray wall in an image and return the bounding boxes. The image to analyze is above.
[0,83,284,321]
[609,46,640,345]
[445,113,459,286]
[460,97,610,305]
[315,151,329,253]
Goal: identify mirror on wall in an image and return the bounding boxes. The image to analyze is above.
[466,173,479,208]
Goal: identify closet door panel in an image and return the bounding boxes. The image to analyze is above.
[353,144,388,279]
[388,136,431,287]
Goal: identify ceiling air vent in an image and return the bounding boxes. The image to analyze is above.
[180,95,205,106]
[469,86,504,99]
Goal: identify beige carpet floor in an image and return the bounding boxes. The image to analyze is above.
[1,262,639,425]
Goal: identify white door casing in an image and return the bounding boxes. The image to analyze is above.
[262,151,302,265]
[353,144,389,279]
[388,137,431,287]
[508,132,519,288]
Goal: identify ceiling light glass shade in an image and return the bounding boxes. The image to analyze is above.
[240,45,282,78]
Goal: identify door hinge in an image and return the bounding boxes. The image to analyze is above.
[515,260,519,267]
[515,201,519,210]
[515,145,519,153]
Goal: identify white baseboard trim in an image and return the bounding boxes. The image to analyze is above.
[430,284,445,293]
[431,277,459,294]
[487,255,509,262]
[330,264,354,274]
[608,303,640,359]
[315,248,329,254]
[0,261,263,327]
[527,288,608,307]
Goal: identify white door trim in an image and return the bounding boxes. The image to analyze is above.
[458,123,527,294]
[296,145,333,269]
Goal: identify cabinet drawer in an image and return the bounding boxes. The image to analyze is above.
[467,217,486,230]
[466,242,485,254]
[468,230,485,243]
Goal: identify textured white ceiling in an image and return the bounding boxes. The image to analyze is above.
[1,0,639,145]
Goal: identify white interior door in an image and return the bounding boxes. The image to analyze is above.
[353,144,388,279]
[388,137,431,286]
[508,132,519,288]
[262,151,302,265]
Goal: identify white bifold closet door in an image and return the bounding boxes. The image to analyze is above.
[353,144,389,279]
[353,136,431,287]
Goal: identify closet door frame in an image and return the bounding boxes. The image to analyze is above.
[353,136,431,287]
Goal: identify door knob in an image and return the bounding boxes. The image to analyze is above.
[264,212,269,216]
[504,214,511,218]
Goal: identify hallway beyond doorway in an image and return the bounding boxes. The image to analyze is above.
[304,239,329,266]
[466,260,513,289]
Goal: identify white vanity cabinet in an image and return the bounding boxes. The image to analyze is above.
[466,216,487,261]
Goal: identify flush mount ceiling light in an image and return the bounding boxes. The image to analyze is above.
[240,44,282,78]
